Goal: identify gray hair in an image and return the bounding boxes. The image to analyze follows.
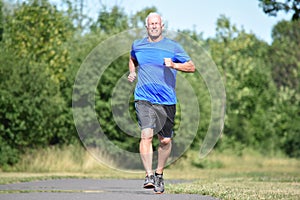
[145,12,164,27]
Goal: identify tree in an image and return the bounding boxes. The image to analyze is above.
[3,0,74,83]
[90,5,128,34]
[0,0,78,166]
[270,20,300,91]
[258,1,300,157]
[268,20,300,157]
[0,48,73,166]
[0,0,3,41]
[60,0,91,32]
[258,0,300,21]
[209,16,278,154]
[130,6,157,28]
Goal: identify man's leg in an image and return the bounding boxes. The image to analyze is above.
[155,104,175,174]
[156,135,172,174]
[153,104,175,194]
[140,128,155,188]
[153,135,171,194]
[140,128,154,176]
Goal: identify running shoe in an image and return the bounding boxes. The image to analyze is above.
[154,173,164,194]
[143,174,155,189]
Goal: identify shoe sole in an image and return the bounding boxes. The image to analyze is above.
[154,189,164,194]
[143,183,155,189]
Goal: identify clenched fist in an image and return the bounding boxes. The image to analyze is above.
[164,58,177,69]
[128,71,137,82]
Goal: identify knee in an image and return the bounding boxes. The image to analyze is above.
[141,128,153,141]
[141,136,153,142]
[159,137,172,146]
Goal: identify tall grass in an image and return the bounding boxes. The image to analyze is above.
[5,144,107,173]
[3,144,299,175]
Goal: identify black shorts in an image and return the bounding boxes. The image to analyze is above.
[135,100,176,138]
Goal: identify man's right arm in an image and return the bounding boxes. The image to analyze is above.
[128,56,138,82]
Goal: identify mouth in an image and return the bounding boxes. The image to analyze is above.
[150,29,159,34]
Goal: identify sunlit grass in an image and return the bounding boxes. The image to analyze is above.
[7,144,106,173]
[165,150,300,199]
[0,145,299,199]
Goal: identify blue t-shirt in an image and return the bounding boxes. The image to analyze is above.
[131,37,191,105]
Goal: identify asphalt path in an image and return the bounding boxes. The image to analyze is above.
[0,178,219,200]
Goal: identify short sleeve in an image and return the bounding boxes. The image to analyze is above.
[173,43,190,63]
[130,42,137,60]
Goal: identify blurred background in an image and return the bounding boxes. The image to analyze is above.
[0,0,299,171]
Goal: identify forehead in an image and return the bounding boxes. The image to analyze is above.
[147,15,162,24]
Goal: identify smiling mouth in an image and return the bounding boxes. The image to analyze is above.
[150,30,159,33]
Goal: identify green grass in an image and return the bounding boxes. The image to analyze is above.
[0,145,299,199]
[164,150,300,199]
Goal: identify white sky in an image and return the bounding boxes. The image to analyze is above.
[51,0,292,44]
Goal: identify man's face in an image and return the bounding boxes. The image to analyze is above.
[146,15,164,39]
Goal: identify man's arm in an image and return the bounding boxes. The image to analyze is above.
[128,56,138,82]
[164,58,195,73]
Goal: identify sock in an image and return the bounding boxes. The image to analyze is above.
[155,171,163,176]
[146,172,154,177]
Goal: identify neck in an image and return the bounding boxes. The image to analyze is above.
[148,35,163,42]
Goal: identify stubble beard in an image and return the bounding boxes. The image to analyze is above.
[148,29,162,41]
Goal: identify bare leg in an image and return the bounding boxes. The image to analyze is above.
[140,128,154,176]
[156,135,172,174]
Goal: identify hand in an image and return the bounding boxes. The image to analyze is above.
[128,71,137,82]
[164,58,177,69]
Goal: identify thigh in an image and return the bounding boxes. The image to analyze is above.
[154,104,176,138]
[135,100,156,130]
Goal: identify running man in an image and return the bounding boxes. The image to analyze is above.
[128,12,195,194]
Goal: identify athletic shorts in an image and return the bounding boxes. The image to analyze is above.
[135,100,176,138]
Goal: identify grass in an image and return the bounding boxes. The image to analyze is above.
[165,150,300,199]
[0,145,299,199]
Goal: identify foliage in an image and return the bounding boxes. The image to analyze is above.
[130,6,157,28]
[0,0,3,41]
[95,55,140,152]
[270,20,300,91]
[0,0,77,166]
[0,48,75,166]
[209,15,280,154]
[258,0,300,21]
[0,0,300,167]
[3,0,74,84]
[90,5,128,34]
[267,19,300,157]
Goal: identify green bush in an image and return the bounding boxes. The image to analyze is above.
[0,48,76,166]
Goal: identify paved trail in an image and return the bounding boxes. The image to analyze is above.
[0,179,219,200]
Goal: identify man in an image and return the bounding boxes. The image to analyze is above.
[128,12,195,194]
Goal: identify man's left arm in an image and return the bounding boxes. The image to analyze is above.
[164,58,195,73]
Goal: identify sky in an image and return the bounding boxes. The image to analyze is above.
[52,0,292,44]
